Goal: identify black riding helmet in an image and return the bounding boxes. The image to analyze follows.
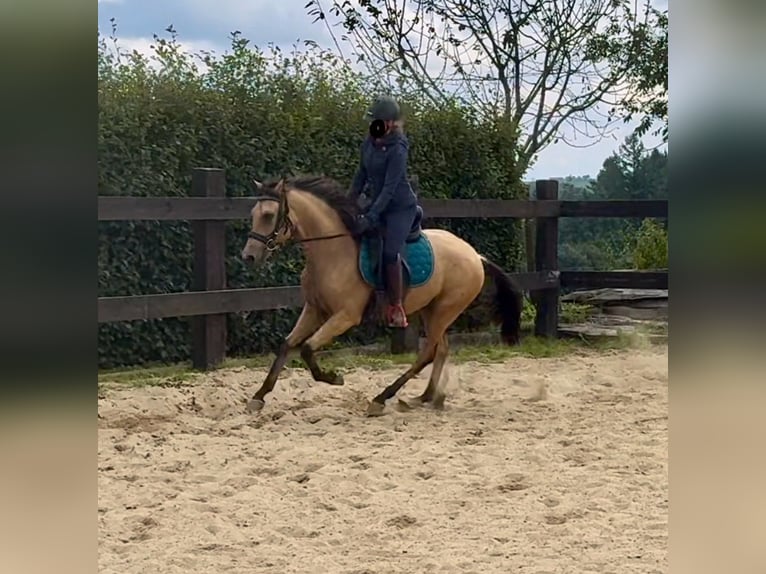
[366,95,401,122]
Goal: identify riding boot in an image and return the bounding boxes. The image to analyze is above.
[384,258,408,328]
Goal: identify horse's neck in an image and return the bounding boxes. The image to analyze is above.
[289,191,356,269]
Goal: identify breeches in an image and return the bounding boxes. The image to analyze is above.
[381,205,418,264]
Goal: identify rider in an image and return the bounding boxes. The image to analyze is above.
[349,95,419,329]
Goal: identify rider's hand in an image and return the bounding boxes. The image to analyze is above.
[354,213,375,235]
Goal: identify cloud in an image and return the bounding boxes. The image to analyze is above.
[180,0,333,47]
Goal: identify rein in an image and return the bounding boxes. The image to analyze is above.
[247,194,352,251]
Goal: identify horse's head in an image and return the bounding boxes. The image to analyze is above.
[241,178,295,264]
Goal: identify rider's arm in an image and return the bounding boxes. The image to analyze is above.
[349,148,367,200]
[367,139,407,221]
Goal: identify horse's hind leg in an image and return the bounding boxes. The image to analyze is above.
[367,296,463,416]
[394,293,474,413]
[398,307,447,407]
[415,334,449,407]
[367,338,438,416]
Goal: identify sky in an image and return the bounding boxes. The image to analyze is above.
[97,0,667,181]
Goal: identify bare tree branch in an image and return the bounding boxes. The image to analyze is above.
[305,0,652,172]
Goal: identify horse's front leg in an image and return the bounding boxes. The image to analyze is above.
[247,303,322,413]
[299,309,362,387]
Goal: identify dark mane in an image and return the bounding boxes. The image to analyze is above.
[261,174,360,231]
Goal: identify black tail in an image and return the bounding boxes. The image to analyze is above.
[481,256,523,345]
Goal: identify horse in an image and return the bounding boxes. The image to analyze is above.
[240,175,523,416]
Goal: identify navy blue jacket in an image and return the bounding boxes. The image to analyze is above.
[350,130,417,222]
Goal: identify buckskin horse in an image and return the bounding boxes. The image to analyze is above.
[240,175,522,416]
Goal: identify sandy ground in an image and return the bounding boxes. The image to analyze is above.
[98,345,668,574]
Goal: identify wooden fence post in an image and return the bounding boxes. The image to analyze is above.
[390,313,421,355]
[525,182,538,314]
[534,179,560,338]
[190,168,227,370]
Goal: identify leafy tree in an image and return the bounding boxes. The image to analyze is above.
[591,4,667,140]
[306,0,661,174]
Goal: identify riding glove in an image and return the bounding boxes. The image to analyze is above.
[354,213,376,235]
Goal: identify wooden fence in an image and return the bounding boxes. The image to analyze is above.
[98,168,668,370]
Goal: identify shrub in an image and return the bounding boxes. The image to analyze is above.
[97,28,526,368]
[631,218,668,270]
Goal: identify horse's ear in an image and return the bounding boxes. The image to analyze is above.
[274,178,286,194]
[252,179,263,191]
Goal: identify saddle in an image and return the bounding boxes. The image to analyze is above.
[364,204,426,291]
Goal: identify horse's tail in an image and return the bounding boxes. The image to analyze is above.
[480,256,523,345]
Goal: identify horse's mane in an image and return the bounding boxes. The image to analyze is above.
[260,174,359,232]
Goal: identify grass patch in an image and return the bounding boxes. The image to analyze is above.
[98,363,197,387]
[520,299,595,331]
[97,365,198,398]
[560,301,594,323]
[98,331,645,392]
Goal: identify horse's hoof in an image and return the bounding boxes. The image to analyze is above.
[329,373,344,386]
[366,401,386,417]
[246,398,265,413]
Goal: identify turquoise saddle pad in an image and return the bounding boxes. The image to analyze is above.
[359,233,435,289]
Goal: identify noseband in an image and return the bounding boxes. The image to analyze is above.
[247,190,351,250]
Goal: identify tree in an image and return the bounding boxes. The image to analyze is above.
[612,131,667,199]
[591,4,667,140]
[307,0,658,174]
[557,131,667,270]
[624,5,667,141]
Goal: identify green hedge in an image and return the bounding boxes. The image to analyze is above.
[97,30,526,368]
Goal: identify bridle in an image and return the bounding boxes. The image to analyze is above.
[247,189,351,252]
[247,192,291,252]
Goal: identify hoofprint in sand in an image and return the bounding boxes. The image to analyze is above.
[98,345,667,574]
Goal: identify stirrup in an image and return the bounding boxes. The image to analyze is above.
[386,304,408,328]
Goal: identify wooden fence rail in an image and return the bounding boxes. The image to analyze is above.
[98,168,668,369]
[97,197,668,221]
